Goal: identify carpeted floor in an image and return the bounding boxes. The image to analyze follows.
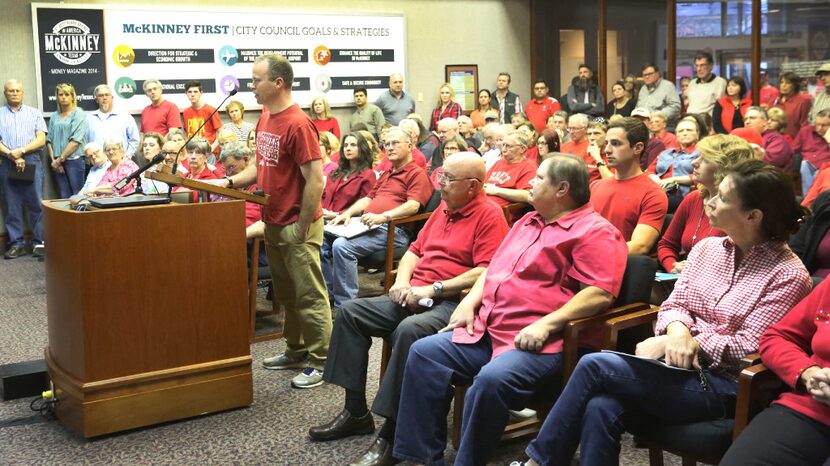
[0,255,682,465]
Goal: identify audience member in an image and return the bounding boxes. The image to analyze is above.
[790,190,830,278]
[518,160,811,466]
[311,152,508,466]
[392,155,629,466]
[406,113,438,159]
[310,96,340,140]
[349,87,385,140]
[375,119,427,172]
[566,64,604,117]
[318,131,340,177]
[493,72,523,124]
[686,51,727,115]
[549,110,569,143]
[140,79,182,135]
[585,120,613,180]
[224,100,255,143]
[246,129,256,151]
[218,141,262,229]
[375,73,415,126]
[78,142,111,196]
[47,83,87,198]
[795,109,830,197]
[561,113,591,169]
[484,131,536,207]
[457,115,482,152]
[321,132,376,220]
[0,79,47,259]
[591,117,668,255]
[720,266,830,466]
[516,121,540,162]
[758,69,780,110]
[646,118,700,212]
[649,111,678,150]
[606,80,635,119]
[183,80,222,152]
[767,107,793,145]
[429,136,468,188]
[86,84,139,158]
[470,89,495,128]
[511,111,529,128]
[536,130,561,165]
[429,83,462,132]
[323,127,433,309]
[525,80,561,133]
[637,63,682,126]
[630,107,667,170]
[657,134,753,273]
[482,124,509,171]
[713,76,752,134]
[428,118,462,170]
[743,106,794,170]
[137,132,166,166]
[679,76,691,115]
[93,138,139,197]
[811,63,830,125]
[774,72,813,140]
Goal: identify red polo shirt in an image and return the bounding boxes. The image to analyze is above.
[485,156,537,207]
[365,161,432,214]
[525,97,562,133]
[590,172,668,241]
[409,193,509,287]
[452,205,628,358]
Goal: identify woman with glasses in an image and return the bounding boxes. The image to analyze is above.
[47,83,88,197]
[429,136,468,188]
[78,142,111,196]
[536,130,561,165]
[91,138,140,196]
[484,131,536,208]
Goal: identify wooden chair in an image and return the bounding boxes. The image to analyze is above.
[248,237,283,343]
[603,308,788,466]
[450,254,659,449]
[501,202,531,225]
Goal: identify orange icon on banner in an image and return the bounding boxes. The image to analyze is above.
[313,46,331,66]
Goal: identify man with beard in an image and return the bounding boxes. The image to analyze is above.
[87,84,140,158]
[566,65,604,118]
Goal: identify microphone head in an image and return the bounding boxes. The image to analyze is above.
[151,152,165,164]
[229,87,238,96]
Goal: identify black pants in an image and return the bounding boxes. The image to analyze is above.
[720,404,830,466]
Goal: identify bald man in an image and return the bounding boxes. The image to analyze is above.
[376,73,416,125]
[310,152,509,466]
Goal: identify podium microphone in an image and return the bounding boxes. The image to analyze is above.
[170,87,239,179]
[114,152,165,193]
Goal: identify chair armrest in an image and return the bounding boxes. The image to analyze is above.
[390,212,432,228]
[740,352,762,369]
[381,212,434,292]
[603,306,660,350]
[733,363,786,439]
[561,302,655,381]
[501,202,528,223]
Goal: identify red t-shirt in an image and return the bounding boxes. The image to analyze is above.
[590,172,668,241]
[313,118,341,141]
[525,97,562,133]
[656,190,725,272]
[562,138,607,182]
[364,161,432,215]
[408,194,509,287]
[141,100,182,135]
[322,169,376,213]
[452,205,628,358]
[256,104,324,226]
[183,104,222,143]
[485,156,537,207]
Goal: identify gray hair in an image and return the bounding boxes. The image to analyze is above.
[142,79,162,92]
[568,114,590,128]
[93,84,111,97]
[84,141,103,154]
[746,106,768,119]
[219,141,253,163]
[102,138,124,151]
[546,153,591,205]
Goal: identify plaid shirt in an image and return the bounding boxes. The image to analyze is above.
[656,236,811,380]
[429,102,462,131]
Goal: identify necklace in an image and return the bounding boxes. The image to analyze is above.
[690,200,712,245]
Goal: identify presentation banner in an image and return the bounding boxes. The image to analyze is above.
[32,4,406,114]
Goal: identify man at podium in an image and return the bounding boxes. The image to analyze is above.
[213,54,332,389]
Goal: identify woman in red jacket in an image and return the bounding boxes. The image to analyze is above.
[713,76,752,134]
[321,132,376,220]
[720,279,830,466]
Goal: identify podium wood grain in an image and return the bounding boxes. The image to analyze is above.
[43,200,253,437]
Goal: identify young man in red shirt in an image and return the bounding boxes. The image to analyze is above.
[309,152,509,466]
[525,79,561,133]
[216,53,331,389]
[590,117,668,255]
[183,80,223,154]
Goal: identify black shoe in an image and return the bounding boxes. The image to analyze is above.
[308,409,374,441]
[348,437,397,466]
[4,246,29,259]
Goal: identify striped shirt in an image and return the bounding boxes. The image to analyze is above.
[655,236,811,380]
[0,104,47,150]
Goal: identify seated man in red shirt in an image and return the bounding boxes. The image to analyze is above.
[375,118,427,172]
[323,128,433,309]
[591,117,668,255]
[561,114,590,168]
[484,131,537,207]
[308,152,509,466]
[390,154,628,466]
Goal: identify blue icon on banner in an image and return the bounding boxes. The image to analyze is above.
[218,46,239,67]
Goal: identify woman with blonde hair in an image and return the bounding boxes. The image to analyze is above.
[46,83,87,197]
[318,131,341,176]
[429,83,462,131]
[224,100,255,142]
[310,96,340,140]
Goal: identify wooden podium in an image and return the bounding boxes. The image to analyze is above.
[43,196,254,438]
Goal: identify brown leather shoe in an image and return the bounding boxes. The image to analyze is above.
[348,437,397,466]
[308,409,374,441]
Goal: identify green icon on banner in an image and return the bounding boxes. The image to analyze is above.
[115,77,137,99]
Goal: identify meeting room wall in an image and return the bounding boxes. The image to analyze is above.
[0,0,531,239]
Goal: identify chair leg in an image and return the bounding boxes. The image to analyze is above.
[648,447,665,466]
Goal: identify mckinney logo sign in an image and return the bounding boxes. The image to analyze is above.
[44,19,101,66]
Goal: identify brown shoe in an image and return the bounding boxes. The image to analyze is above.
[348,437,396,466]
[308,409,374,441]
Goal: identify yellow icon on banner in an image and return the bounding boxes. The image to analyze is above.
[113,45,135,67]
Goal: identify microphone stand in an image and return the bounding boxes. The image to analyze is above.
[168,88,239,199]
[115,152,165,196]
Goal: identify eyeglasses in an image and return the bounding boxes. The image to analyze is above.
[438,174,482,184]
[383,140,405,149]
[642,71,658,77]
[537,140,548,146]
[567,127,585,132]
[162,151,179,156]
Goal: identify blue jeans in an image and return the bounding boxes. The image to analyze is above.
[1,155,44,248]
[801,159,819,196]
[53,157,85,198]
[392,332,566,466]
[525,352,737,466]
[320,224,409,309]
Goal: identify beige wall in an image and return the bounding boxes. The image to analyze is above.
[0,0,530,238]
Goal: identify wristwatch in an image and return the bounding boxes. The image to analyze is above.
[432,281,444,297]
[595,160,606,167]
[224,176,234,188]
